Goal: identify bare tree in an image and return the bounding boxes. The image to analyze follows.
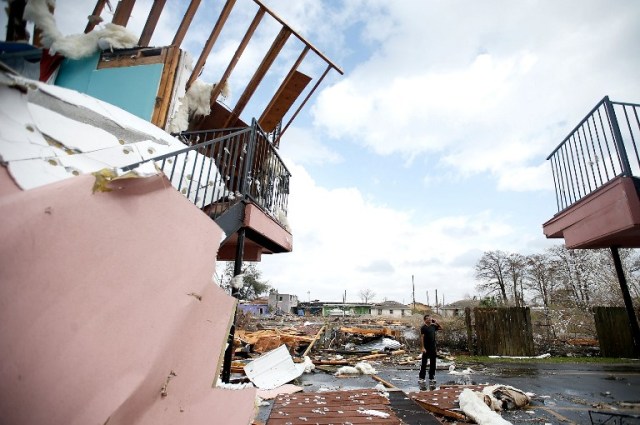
[359,288,376,303]
[506,253,527,307]
[475,250,509,303]
[218,262,271,300]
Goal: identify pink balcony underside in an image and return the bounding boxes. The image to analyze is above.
[543,176,640,249]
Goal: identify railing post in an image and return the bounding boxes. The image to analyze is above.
[240,119,258,198]
[604,97,633,176]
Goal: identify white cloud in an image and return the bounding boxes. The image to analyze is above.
[259,162,546,303]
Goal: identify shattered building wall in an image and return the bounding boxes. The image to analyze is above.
[0,170,256,425]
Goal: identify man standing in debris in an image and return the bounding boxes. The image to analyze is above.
[419,314,442,386]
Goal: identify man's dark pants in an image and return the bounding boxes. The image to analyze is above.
[419,350,436,380]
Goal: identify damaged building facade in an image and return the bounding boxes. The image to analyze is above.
[0,0,341,424]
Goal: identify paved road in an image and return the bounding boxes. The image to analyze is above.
[298,361,640,424]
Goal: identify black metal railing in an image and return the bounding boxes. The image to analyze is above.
[122,119,291,228]
[547,97,640,212]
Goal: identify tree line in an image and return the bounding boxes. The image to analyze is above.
[474,245,640,311]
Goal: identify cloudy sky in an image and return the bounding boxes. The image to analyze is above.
[5,0,640,305]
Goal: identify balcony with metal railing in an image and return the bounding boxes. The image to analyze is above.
[543,97,640,248]
[123,119,292,261]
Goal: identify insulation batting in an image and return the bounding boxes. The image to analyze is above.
[24,0,137,59]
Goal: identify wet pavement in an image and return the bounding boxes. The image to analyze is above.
[268,360,640,424]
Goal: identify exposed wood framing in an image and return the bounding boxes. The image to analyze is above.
[111,0,136,27]
[223,26,291,128]
[254,0,343,75]
[85,0,108,33]
[171,0,201,47]
[138,0,167,47]
[97,48,166,69]
[258,45,310,131]
[151,46,181,129]
[186,0,237,89]
[207,7,265,109]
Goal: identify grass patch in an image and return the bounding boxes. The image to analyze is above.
[451,355,639,365]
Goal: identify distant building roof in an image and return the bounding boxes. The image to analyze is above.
[374,301,410,309]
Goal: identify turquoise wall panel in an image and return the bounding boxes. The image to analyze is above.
[54,53,100,92]
[86,64,163,121]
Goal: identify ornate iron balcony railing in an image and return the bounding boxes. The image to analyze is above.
[123,119,290,228]
[547,97,640,212]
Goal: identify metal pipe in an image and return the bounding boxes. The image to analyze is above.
[610,247,640,357]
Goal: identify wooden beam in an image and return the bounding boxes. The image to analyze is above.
[84,0,108,34]
[277,63,331,144]
[207,7,265,108]
[253,0,343,75]
[151,46,181,129]
[138,0,167,46]
[171,0,201,47]
[258,70,311,133]
[223,26,291,128]
[186,0,237,89]
[258,45,309,129]
[111,0,136,27]
[301,325,325,358]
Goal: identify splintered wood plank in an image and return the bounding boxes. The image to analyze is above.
[258,70,311,133]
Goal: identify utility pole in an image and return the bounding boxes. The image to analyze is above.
[435,289,439,315]
[426,290,430,307]
[412,275,416,311]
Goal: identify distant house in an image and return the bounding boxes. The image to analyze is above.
[441,299,480,318]
[238,299,269,316]
[321,303,372,317]
[372,301,411,318]
[268,293,299,314]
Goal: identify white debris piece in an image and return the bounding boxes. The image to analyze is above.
[357,409,390,418]
[335,361,377,376]
[298,356,315,373]
[488,353,551,360]
[230,274,245,289]
[216,381,254,390]
[449,364,474,375]
[459,388,512,425]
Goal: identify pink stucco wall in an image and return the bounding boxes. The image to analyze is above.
[0,171,256,424]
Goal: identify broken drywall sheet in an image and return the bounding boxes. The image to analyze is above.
[28,102,119,151]
[244,344,305,390]
[0,72,193,190]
